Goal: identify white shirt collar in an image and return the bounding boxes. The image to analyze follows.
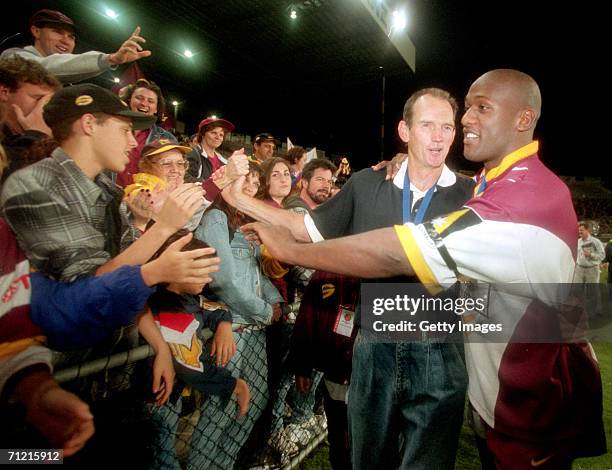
[392,159,456,190]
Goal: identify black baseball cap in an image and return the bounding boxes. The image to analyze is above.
[29,9,76,33]
[44,83,156,130]
[254,133,277,144]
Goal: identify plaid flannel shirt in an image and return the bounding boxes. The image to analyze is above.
[1,148,137,282]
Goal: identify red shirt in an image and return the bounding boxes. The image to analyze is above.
[208,153,224,173]
[0,219,41,346]
[116,129,150,187]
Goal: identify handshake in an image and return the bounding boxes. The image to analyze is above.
[211,149,250,190]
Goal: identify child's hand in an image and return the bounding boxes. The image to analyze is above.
[271,303,283,323]
[211,321,236,367]
[152,347,175,405]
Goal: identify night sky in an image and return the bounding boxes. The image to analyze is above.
[3,1,593,179]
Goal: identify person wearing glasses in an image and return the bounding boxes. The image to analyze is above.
[116,79,180,187]
[139,139,191,192]
[129,136,252,235]
[128,138,203,233]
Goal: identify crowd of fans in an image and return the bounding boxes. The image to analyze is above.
[0,8,354,468]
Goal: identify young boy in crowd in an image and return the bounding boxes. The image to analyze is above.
[1,83,220,404]
[144,229,250,414]
[141,229,250,470]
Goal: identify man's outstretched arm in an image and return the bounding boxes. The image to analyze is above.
[241,222,413,278]
[222,175,312,242]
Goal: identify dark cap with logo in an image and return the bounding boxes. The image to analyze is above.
[142,138,192,158]
[43,83,156,130]
[254,133,277,144]
[29,9,76,32]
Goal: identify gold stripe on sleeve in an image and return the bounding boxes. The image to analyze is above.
[394,225,442,294]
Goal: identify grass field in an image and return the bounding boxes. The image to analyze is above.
[300,319,612,469]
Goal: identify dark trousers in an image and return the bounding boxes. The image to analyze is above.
[323,386,352,470]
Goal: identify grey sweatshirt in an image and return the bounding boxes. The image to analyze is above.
[1,45,116,84]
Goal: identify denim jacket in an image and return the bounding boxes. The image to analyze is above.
[196,209,283,326]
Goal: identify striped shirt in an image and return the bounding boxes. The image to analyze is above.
[395,142,603,446]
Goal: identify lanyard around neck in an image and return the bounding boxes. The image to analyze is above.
[402,169,437,224]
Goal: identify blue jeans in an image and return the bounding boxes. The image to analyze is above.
[270,369,324,433]
[348,336,467,470]
[187,329,268,470]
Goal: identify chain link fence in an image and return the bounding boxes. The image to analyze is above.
[3,319,329,470]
